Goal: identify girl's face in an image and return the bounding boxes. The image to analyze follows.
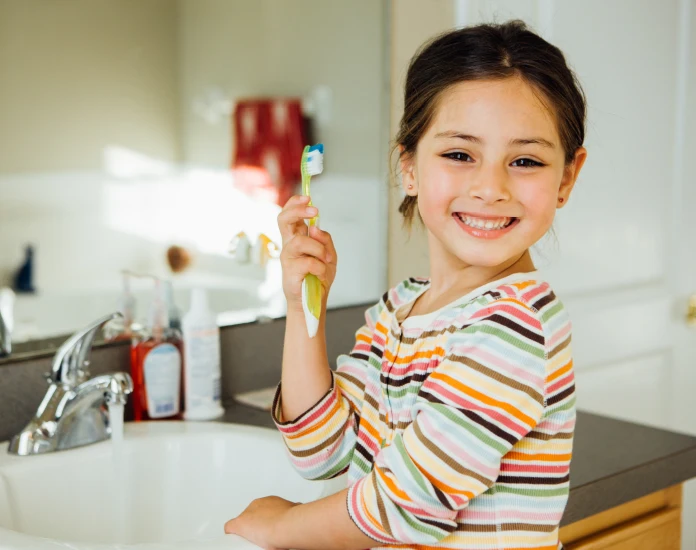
[401,77,586,269]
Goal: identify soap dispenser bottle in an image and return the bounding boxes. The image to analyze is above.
[182,288,224,420]
[130,279,185,421]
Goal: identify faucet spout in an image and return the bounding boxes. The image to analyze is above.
[73,372,134,409]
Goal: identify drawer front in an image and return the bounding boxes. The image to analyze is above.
[566,508,681,550]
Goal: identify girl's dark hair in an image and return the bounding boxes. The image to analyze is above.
[396,20,587,225]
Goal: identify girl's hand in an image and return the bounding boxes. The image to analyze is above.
[224,496,297,550]
[277,195,337,312]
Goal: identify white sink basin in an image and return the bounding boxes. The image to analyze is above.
[0,422,344,549]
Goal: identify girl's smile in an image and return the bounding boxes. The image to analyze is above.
[401,76,586,269]
[452,212,520,239]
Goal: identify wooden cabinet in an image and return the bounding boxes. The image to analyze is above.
[560,485,682,549]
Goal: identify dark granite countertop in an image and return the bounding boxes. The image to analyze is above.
[220,402,696,526]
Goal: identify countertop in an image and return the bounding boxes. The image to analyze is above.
[219,402,696,526]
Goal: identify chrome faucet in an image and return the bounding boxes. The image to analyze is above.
[8,312,133,456]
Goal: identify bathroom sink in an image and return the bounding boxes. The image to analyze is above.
[0,422,344,549]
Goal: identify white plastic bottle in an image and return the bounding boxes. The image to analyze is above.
[182,289,224,420]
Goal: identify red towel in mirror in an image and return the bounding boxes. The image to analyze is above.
[232,99,305,206]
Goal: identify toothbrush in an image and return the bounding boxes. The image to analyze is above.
[300,144,324,338]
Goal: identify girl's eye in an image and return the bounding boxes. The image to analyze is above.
[511,158,545,168]
[443,153,545,168]
[443,152,472,162]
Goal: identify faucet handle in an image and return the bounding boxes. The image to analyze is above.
[50,312,123,387]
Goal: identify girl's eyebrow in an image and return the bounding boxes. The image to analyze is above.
[434,131,556,149]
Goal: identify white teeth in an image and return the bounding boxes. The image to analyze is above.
[457,215,513,230]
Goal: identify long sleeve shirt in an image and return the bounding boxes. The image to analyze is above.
[272,271,575,550]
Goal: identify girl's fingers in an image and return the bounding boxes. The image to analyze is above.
[282,235,326,261]
[277,204,318,242]
[309,226,337,264]
[277,204,317,228]
[295,257,327,281]
[283,194,310,208]
[278,204,337,303]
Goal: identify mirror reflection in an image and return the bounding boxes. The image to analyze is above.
[0,0,389,354]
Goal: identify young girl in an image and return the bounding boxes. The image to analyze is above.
[225,19,587,550]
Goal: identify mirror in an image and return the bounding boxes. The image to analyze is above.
[0,0,390,359]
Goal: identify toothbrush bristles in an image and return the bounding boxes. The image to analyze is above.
[306,152,323,176]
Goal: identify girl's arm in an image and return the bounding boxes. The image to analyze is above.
[272,196,378,483]
[225,489,377,550]
[273,301,380,481]
[276,195,336,421]
[226,300,550,549]
[280,300,333,421]
[277,489,375,549]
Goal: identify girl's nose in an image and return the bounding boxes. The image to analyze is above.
[468,165,511,203]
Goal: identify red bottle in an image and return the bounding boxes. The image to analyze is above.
[130,280,185,421]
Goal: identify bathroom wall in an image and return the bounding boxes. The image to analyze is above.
[0,0,181,173]
[387,0,454,285]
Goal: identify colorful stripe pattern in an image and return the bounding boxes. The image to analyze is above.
[273,274,575,549]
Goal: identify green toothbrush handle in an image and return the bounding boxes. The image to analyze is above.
[304,273,322,319]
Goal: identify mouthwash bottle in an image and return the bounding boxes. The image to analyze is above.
[130,279,185,421]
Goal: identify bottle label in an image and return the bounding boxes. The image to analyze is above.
[143,343,181,418]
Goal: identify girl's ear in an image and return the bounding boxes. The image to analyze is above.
[557,146,587,207]
[399,146,418,196]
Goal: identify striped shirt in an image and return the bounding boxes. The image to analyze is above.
[273,272,575,549]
